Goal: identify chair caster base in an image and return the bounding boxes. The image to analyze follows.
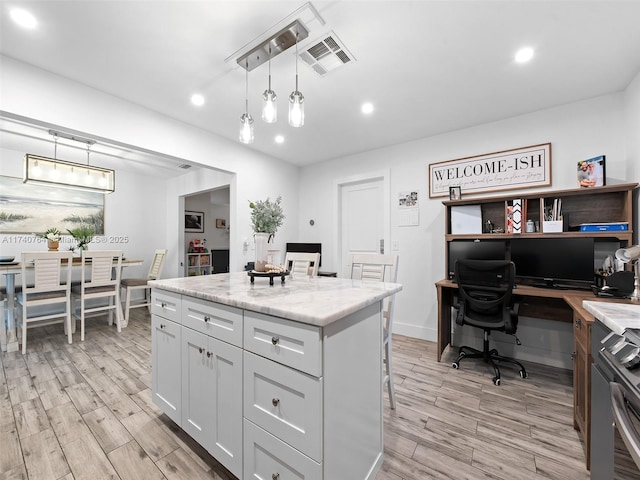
[493,376,501,386]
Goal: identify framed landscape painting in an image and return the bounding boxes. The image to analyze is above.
[0,175,105,234]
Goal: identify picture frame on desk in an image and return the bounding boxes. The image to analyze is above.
[577,155,606,188]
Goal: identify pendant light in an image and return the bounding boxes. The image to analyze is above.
[23,130,115,193]
[288,31,304,128]
[239,59,254,144]
[262,46,277,123]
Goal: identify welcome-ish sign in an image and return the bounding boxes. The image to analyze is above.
[429,143,551,198]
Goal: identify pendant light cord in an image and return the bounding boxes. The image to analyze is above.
[246,59,251,114]
[295,31,299,91]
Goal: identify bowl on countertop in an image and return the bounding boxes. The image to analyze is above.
[0,256,15,263]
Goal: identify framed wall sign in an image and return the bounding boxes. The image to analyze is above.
[429,143,552,198]
[185,210,204,233]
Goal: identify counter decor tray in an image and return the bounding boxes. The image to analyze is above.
[247,270,290,285]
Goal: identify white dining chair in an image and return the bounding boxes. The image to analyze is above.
[16,251,74,354]
[348,253,399,409]
[284,251,320,277]
[120,248,167,324]
[72,250,123,341]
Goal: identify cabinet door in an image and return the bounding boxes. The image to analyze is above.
[151,315,181,424]
[207,336,243,478]
[181,327,210,446]
[181,328,243,478]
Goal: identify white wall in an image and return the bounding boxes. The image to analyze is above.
[298,91,637,369]
[0,145,166,282]
[624,72,640,241]
[0,56,300,276]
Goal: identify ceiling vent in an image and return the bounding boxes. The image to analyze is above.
[299,31,355,77]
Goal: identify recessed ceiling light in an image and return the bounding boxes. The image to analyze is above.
[515,47,534,63]
[275,135,285,144]
[190,94,205,106]
[10,8,38,29]
[361,102,374,114]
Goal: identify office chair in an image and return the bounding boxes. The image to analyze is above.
[452,259,527,386]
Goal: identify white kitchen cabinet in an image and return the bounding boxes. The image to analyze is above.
[243,351,323,461]
[151,314,181,425]
[243,419,322,480]
[181,327,243,478]
[151,272,397,480]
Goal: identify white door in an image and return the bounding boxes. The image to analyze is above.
[339,174,388,277]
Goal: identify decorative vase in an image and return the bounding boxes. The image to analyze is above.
[47,239,59,251]
[254,232,272,272]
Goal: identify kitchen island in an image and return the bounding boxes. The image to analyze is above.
[149,272,402,480]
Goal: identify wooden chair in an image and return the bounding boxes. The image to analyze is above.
[16,251,73,354]
[72,250,123,341]
[121,248,167,324]
[348,253,399,409]
[284,251,320,277]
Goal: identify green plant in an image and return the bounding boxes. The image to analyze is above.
[249,196,285,235]
[35,227,62,241]
[67,225,95,250]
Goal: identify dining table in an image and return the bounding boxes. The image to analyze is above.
[1,257,143,352]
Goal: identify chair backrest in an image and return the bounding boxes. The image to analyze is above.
[284,251,320,277]
[147,249,167,280]
[454,259,517,332]
[348,254,399,284]
[80,250,123,288]
[348,253,399,330]
[21,251,73,295]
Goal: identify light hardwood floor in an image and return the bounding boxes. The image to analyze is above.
[0,308,590,480]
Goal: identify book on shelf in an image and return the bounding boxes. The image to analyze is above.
[506,198,523,234]
[579,222,629,232]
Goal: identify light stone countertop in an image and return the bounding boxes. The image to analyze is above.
[150,272,402,327]
[583,300,640,334]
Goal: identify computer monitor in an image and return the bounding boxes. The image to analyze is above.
[510,237,595,289]
[285,242,322,267]
[447,240,507,280]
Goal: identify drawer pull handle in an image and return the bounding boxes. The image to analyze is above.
[575,319,582,327]
[272,398,280,407]
[272,473,280,480]
[160,324,165,329]
[161,302,167,308]
[204,315,211,323]
[207,351,212,358]
[271,336,280,345]
[198,347,204,354]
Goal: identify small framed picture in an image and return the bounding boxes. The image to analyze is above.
[216,218,226,229]
[185,211,204,233]
[577,155,606,188]
[449,186,462,200]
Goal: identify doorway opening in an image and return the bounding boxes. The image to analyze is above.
[183,186,230,276]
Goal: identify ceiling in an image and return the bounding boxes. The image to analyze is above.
[2,1,640,170]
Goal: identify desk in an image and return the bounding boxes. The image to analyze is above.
[1,258,142,353]
[435,278,631,470]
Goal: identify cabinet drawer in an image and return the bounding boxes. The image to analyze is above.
[151,290,181,323]
[244,351,323,462]
[244,419,321,480]
[182,297,243,347]
[244,311,322,376]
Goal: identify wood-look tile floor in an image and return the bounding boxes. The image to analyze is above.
[0,308,590,480]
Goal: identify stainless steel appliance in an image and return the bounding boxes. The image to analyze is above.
[592,320,640,479]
